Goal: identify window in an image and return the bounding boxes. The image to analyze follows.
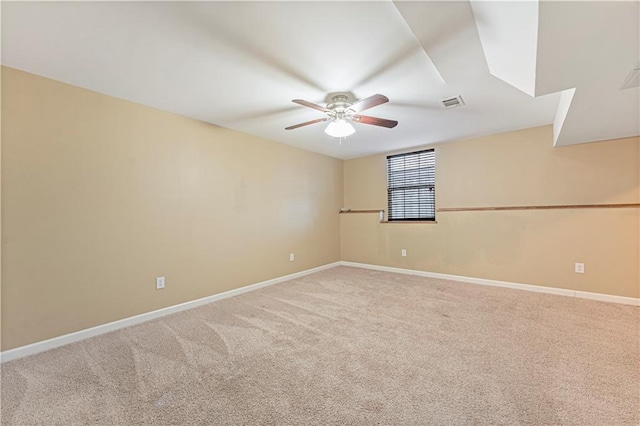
[387,149,435,221]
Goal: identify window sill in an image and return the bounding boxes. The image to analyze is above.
[338,210,438,224]
[382,221,438,224]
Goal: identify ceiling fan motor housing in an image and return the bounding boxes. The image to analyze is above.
[326,95,352,111]
[327,95,354,120]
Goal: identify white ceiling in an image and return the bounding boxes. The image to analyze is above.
[2,1,638,159]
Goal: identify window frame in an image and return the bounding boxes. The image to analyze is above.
[386,149,436,222]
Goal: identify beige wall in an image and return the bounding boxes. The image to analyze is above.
[1,67,343,350]
[342,126,640,298]
[2,67,639,352]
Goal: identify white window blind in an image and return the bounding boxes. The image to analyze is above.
[387,149,435,221]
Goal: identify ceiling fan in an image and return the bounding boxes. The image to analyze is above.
[285,94,398,138]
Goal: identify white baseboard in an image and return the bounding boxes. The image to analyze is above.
[0,262,341,363]
[340,261,640,306]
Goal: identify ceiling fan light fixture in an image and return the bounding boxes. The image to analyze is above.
[325,119,355,138]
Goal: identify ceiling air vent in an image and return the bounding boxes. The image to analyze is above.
[619,62,640,90]
[440,95,465,109]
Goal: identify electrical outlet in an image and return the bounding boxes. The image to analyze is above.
[289,253,295,262]
[401,249,407,257]
[156,276,165,289]
[575,263,585,274]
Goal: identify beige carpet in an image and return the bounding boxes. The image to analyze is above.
[1,266,639,425]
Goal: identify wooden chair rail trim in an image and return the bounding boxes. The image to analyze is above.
[339,209,386,223]
[338,210,383,214]
[437,203,640,212]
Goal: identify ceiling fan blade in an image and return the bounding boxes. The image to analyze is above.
[353,114,398,128]
[285,117,329,130]
[350,94,389,113]
[292,99,330,113]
